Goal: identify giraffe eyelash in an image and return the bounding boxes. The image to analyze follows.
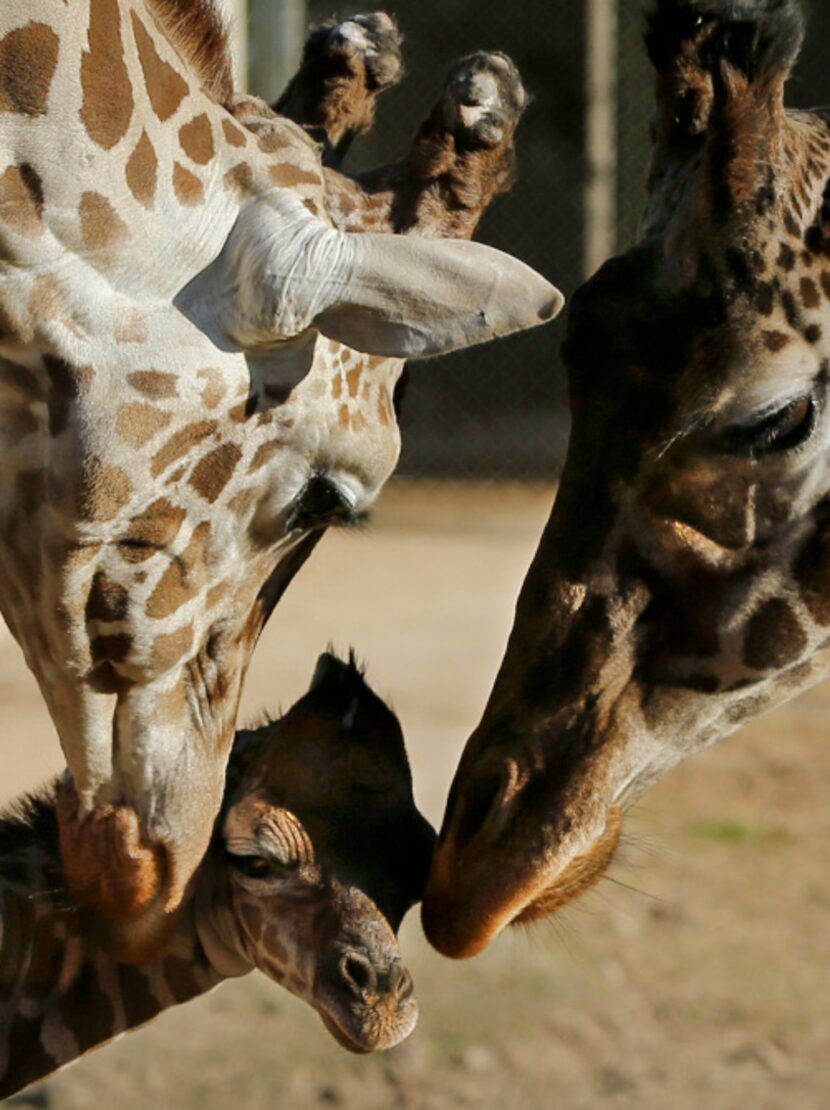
[717,392,817,459]
[226,852,300,879]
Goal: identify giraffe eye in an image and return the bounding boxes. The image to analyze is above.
[227,853,299,879]
[722,394,815,457]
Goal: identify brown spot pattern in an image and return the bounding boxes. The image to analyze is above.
[794,522,830,625]
[28,275,76,335]
[81,0,133,148]
[131,12,189,121]
[151,623,195,670]
[268,164,321,189]
[0,23,59,117]
[800,276,820,310]
[189,443,242,502]
[197,366,225,409]
[206,580,230,608]
[78,458,133,521]
[248,439,282,472]
[125,131,158,208]
[743,598,807,671]
[116,402,172,448]
[762,330,790,352]
[120,497,187,562]
[90,633,133,672]
[86,571,129,623]
[79,192,128,250]
[179,113,214,164]
[173,162,204,206]
[145,522,210,618]
[128,370,178,399]
[224,162,253,194]
[151,420,217,477]
[0,163,44,238]
[222,118,247,147]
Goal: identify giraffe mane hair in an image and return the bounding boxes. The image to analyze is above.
[646,0,804,85]
[0,785,62,874]
[146,0,236,104]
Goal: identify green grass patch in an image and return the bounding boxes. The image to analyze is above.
[686,819,793,845]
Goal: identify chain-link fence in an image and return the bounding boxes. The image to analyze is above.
[249,0,830,480]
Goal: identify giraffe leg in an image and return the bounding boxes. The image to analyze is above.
[274,12,403,165]
[328,52,528,240]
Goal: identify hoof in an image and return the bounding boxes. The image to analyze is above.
[56,781,165,920]
[442,53,527,148]
[308,13,403,92]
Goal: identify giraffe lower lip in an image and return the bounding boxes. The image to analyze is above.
[318,1010,373,1054]
[316,993,419,1053]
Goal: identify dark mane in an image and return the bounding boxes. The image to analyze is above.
[145,0,236,104]
[0,783,61,868]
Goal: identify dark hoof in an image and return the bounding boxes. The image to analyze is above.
[442,52,527,147]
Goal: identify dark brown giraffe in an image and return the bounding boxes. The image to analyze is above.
[423,0,830,957]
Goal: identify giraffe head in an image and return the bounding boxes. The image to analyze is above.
[196,651,435,1052]
[423,0,830,957]
[0,1,562,947]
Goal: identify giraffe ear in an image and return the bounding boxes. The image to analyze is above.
[177,193,563,359]
[312,232,564,359]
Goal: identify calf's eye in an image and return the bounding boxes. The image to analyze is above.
[227,853,299,879]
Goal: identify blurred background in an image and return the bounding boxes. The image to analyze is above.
[5,2,830,1108]
[230,0,830,480]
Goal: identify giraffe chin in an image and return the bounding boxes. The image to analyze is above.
[423,808,623,959]
[316,995,419,1054]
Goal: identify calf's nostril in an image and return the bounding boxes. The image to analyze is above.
[339,951,375,996]
[389,962,414,1003]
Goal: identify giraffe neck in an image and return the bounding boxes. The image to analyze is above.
[0,790,236,1100]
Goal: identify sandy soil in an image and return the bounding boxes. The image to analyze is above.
[2,484,830,1110]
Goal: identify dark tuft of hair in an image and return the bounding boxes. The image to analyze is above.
[646,0,804,83]
[307,647,370,712]
[0,784,61,870]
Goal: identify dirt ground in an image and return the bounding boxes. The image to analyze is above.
[2,484,830,1110]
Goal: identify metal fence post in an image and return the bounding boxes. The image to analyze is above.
[585,0,618,278]
[248,0,309,103]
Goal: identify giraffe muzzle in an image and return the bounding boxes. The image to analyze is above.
[314,943,419,1053]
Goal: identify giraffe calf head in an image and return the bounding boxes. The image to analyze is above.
[197,651,435,1052]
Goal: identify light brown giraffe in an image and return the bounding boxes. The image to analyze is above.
[423,0,830,958]
[0,0,560,956]
[0,651,435,1098]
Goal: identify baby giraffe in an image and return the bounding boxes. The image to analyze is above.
[0,652,435,1099]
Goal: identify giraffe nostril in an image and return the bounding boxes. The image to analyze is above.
[388,961,414,1003]
[339,951,376,997]
[450,767,507,855]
